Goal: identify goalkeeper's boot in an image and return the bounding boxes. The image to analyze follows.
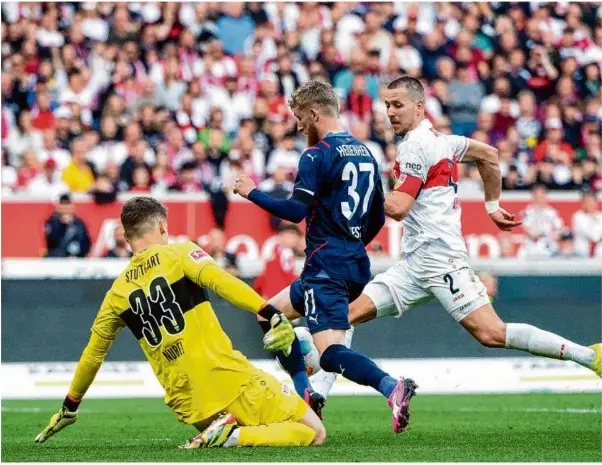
[181,413,239,449]
[304,388,326,419]
[589,343,602,378]
[387,378,418,433]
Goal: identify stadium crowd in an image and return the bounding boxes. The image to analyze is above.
[1,1,601,202]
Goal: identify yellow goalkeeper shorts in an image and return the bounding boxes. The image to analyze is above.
[225,370,308,426]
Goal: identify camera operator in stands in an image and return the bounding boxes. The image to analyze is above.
[44,193,91,258]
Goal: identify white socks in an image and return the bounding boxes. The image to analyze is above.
[312,326,355,398]
[505,323,595,368]
[222,428,240,448]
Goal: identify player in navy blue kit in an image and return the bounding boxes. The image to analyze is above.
[234,80,417,433]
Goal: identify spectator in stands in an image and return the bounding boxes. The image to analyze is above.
[253,224,302,300]
[38,130,71,172]
[120,139,152,191]
[258,166,295,231]
[204,227,239,276]
[62,138,96,193]
[0,1,600,204]
[1,149,17,193]
[16,151,42,192]
[518,184,564,258]
[447,62,484,136]
[103,224,132,258]
[347,74,373,122]
[44,193,91,258]
[266,131,300,176]
[5,109,43,167]
[553,231,579,258]
[216,2,256,56]
[130,166,152,193]
[90,173,118,205]
[534,119,575,164]
[572,190,602,257]
[169,161,201,194]
[27,158,69,198]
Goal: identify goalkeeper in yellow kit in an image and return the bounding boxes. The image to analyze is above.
[34,197,325,448]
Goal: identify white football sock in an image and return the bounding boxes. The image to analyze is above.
[505,323,595,368]
[311,327,355,398]
[222,428,240,448]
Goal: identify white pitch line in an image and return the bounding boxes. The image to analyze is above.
[1,407,100,413]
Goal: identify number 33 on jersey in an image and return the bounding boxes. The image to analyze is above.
[88,241,261,420]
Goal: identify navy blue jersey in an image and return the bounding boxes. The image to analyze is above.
[293,131,385,284]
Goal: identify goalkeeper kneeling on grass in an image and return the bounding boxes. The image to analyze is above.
[35,196,325,448]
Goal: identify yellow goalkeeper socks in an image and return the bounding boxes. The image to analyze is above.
[236,423,315,447]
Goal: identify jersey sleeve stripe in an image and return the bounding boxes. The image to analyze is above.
[306,146,320,151]
[395,174,423,198]
[457,138,469,162]
[295,187,314,196]
[318,140,331,149]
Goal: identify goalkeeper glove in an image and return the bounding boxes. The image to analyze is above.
[258,305,294,356]
[34,397,79,443]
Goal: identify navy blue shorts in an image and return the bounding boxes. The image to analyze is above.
[290,275,366,334]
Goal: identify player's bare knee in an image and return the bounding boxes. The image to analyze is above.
[475,324,506,348]
[349,294,376,326]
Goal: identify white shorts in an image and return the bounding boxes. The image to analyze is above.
[363,241,490,322]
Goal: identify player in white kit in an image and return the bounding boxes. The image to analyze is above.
[311,76,602,398]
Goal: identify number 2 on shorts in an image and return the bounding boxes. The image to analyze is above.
[443,273,460,295]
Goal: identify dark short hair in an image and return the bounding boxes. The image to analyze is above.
[59,193,72,204]
[121,197,167,240]
[532,183,547,192]
[387,76,425,102]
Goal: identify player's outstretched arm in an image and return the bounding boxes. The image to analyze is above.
[34,325,118,443]
[461,139,522,231]
[234,174,309,223]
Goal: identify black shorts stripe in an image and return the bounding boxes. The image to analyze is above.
[120,277,209,340]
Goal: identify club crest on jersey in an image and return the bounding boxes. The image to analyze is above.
[189,249,209,262]
[394,172,407,190]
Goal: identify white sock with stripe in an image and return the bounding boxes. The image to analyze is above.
[505,323,595,368]
[312,327,355,398]
[222,428,240,448]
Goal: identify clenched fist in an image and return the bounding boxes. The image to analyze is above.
[233,174,257,199]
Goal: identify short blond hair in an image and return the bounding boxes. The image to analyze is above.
[288,80,339,117]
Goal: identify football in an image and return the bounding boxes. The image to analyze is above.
[295,326,321,376]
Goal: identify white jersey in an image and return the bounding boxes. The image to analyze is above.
[394,119,469,256]
[572,210,602,257]
[520,204,563,239]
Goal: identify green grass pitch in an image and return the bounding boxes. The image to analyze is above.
[2,393,601,462]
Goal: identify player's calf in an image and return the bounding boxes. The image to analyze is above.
[460,307,507,348]
[460,304,598,372]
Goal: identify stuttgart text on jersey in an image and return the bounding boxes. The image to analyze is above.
[125,253,161,283]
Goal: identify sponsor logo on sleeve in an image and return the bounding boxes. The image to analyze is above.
[189,249,209,262]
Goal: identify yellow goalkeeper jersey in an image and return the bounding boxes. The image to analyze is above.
[67,241,267,422]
